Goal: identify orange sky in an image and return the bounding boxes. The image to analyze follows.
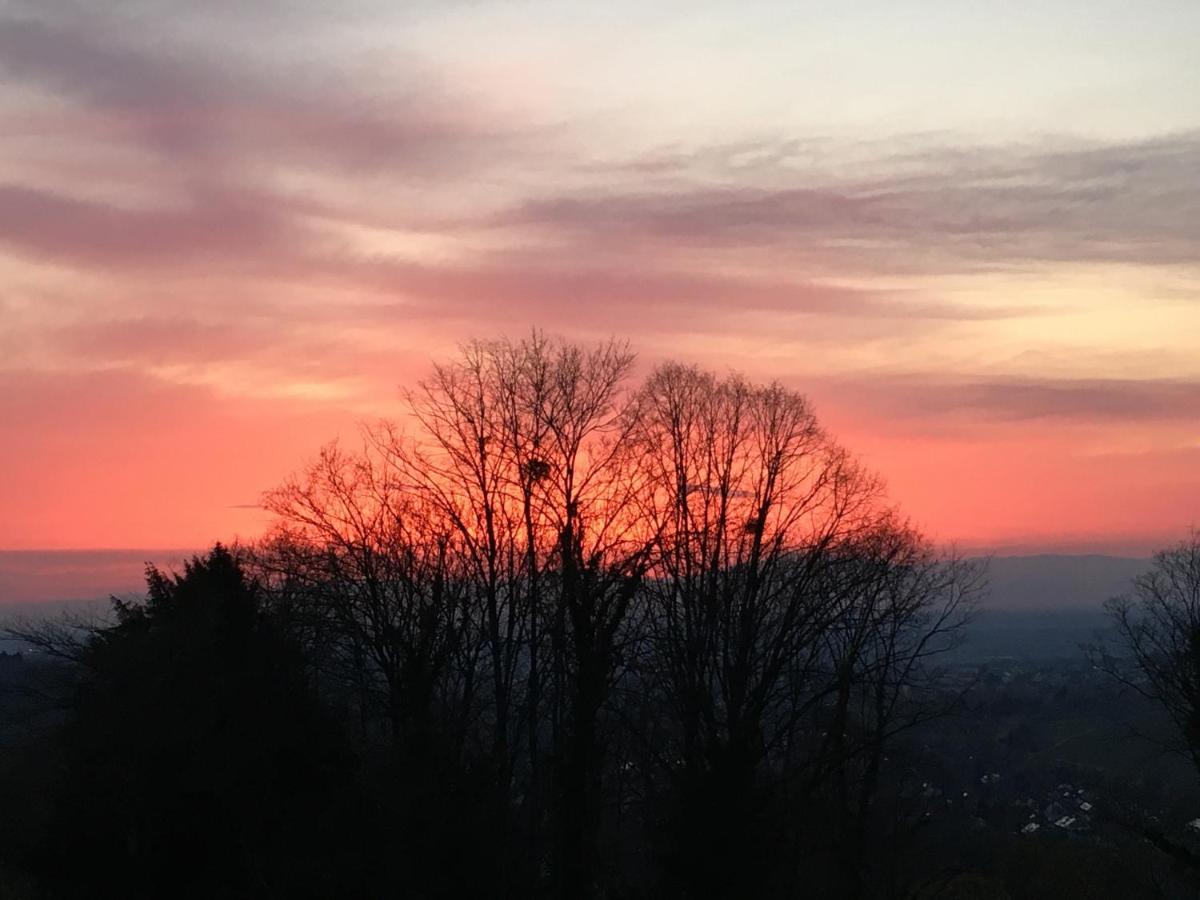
[1,2,1198,556]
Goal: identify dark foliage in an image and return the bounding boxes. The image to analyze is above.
[32,546,366,900]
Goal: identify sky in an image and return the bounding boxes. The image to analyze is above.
[2,0,1199,565]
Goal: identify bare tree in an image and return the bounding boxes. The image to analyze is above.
[623,363,883,896]
[260,442,471,757]
[510,335,650,900]
[254,340,985,898]
[372,340,535,800]
[1096,534,1200,770]
[265,333,653,897]
[1086,533,1200,874]
[623,363,978,898]
[810,521,981,898]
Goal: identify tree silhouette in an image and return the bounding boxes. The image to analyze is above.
[1099,534,1200,771]
[1091,533,1200,874]
[253,336,980,898]
[37,545,364,900]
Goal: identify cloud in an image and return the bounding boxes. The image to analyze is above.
[817,373,1200,424]
[348,255,1027,332]
[0,13,529,177]
[51,317,265,367]
[4,4,1194,324]
[0,184,315,271]
[499,131,1200,273]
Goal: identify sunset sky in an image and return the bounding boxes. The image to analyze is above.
[2,0,1199,560]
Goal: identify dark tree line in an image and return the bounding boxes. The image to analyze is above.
[3,334,983,899]
[6,546,368,899]
[1089,534,1200,875]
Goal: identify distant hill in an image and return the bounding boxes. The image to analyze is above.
[0,549,1151,613]
[0,549,192,607]
[975,554,1150,611]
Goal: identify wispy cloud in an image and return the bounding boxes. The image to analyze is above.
[816,373,1200,424]
[499,131,1200,273]
[0,13,531,177]
[0,184,314,270]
